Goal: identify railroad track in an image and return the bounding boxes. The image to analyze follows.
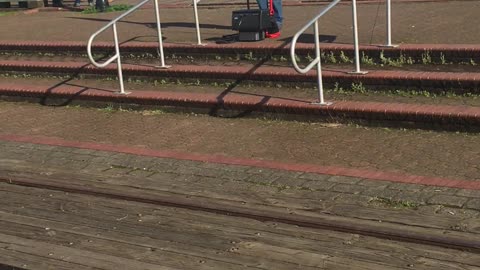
[1,174,479,254]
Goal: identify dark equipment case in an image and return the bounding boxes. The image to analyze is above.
[232,9,270,41]
[231,0,276,41]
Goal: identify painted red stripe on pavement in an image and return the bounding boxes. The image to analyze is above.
[0,134,478,190]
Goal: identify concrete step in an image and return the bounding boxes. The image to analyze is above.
[1,41,480,63]
[0,82,478,129]
[1,60,480,93]
[3,50,480,74]
[3,75,478,107]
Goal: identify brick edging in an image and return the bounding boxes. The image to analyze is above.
[0,83,479,126]
[1,60,480,92]
[0,134,478,190]
[2,41,480,59]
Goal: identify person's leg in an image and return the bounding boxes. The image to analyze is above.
[73,0,80,7]
[258,0,282,38]
[256,0,268,10]
[52,0,64,7]
[265,0,282,38]
[95,0,106,11]
[272,0,283,29]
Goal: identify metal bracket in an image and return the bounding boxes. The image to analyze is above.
[312,101,333,106]
[378,44,399,48]
[115,91,131,95]
[155,65,172,69]
[347,71,369,75]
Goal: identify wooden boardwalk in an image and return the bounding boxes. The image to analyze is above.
[0,139,479,269]
[1,182,479,270]
[1,173,480,269]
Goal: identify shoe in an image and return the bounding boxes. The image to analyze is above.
[73,2,80,7]
[266,31,281,39]
[277,22,283,31]
[88,1,94,6]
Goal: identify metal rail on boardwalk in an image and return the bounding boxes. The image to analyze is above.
[87,0,203,94]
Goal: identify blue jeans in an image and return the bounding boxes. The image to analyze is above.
[256,0,283,28]
[74,0,93,4]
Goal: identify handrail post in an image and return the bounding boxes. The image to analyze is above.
[193,0,203,45]
[313,20,327,105]
[349,0,367,74]
[154,0,170,68]
[290,0,341,106]
[113,24,129,95]
[381,0,398,47]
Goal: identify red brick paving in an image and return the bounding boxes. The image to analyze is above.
[1,133,479,190]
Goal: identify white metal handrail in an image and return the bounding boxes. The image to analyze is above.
[87,0,203,94]
[290,0,341,105]
[193,0,203,46]
[290,0,367,105]
[384,0,396,47]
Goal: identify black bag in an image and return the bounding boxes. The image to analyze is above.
[230,0,278,41]
[232,9,270,32]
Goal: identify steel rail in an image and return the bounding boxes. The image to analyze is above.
[2,175,480,253]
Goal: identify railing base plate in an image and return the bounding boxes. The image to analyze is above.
[115,91,131,95]
[155,65,172,69]
[347,71,369,75]
[312,101,333,106]
[378,44,399,48]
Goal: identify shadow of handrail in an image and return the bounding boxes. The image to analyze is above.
[209,39,293,118]
[68,17,231,30]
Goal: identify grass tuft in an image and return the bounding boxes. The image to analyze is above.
[81,4,133,14]
[369,197,419,209]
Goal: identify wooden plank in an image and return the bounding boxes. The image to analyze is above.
[232,241,407,270]
[0,249,99,270]
[0,201,328,270]
[324,203,479,231]
[0,233,178,270]
[0,209,471,269]
[0,183,479,269]
[0,219,270,270]
[3,166,480,255]
[3,166,478,238]
[0,193,324,270]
